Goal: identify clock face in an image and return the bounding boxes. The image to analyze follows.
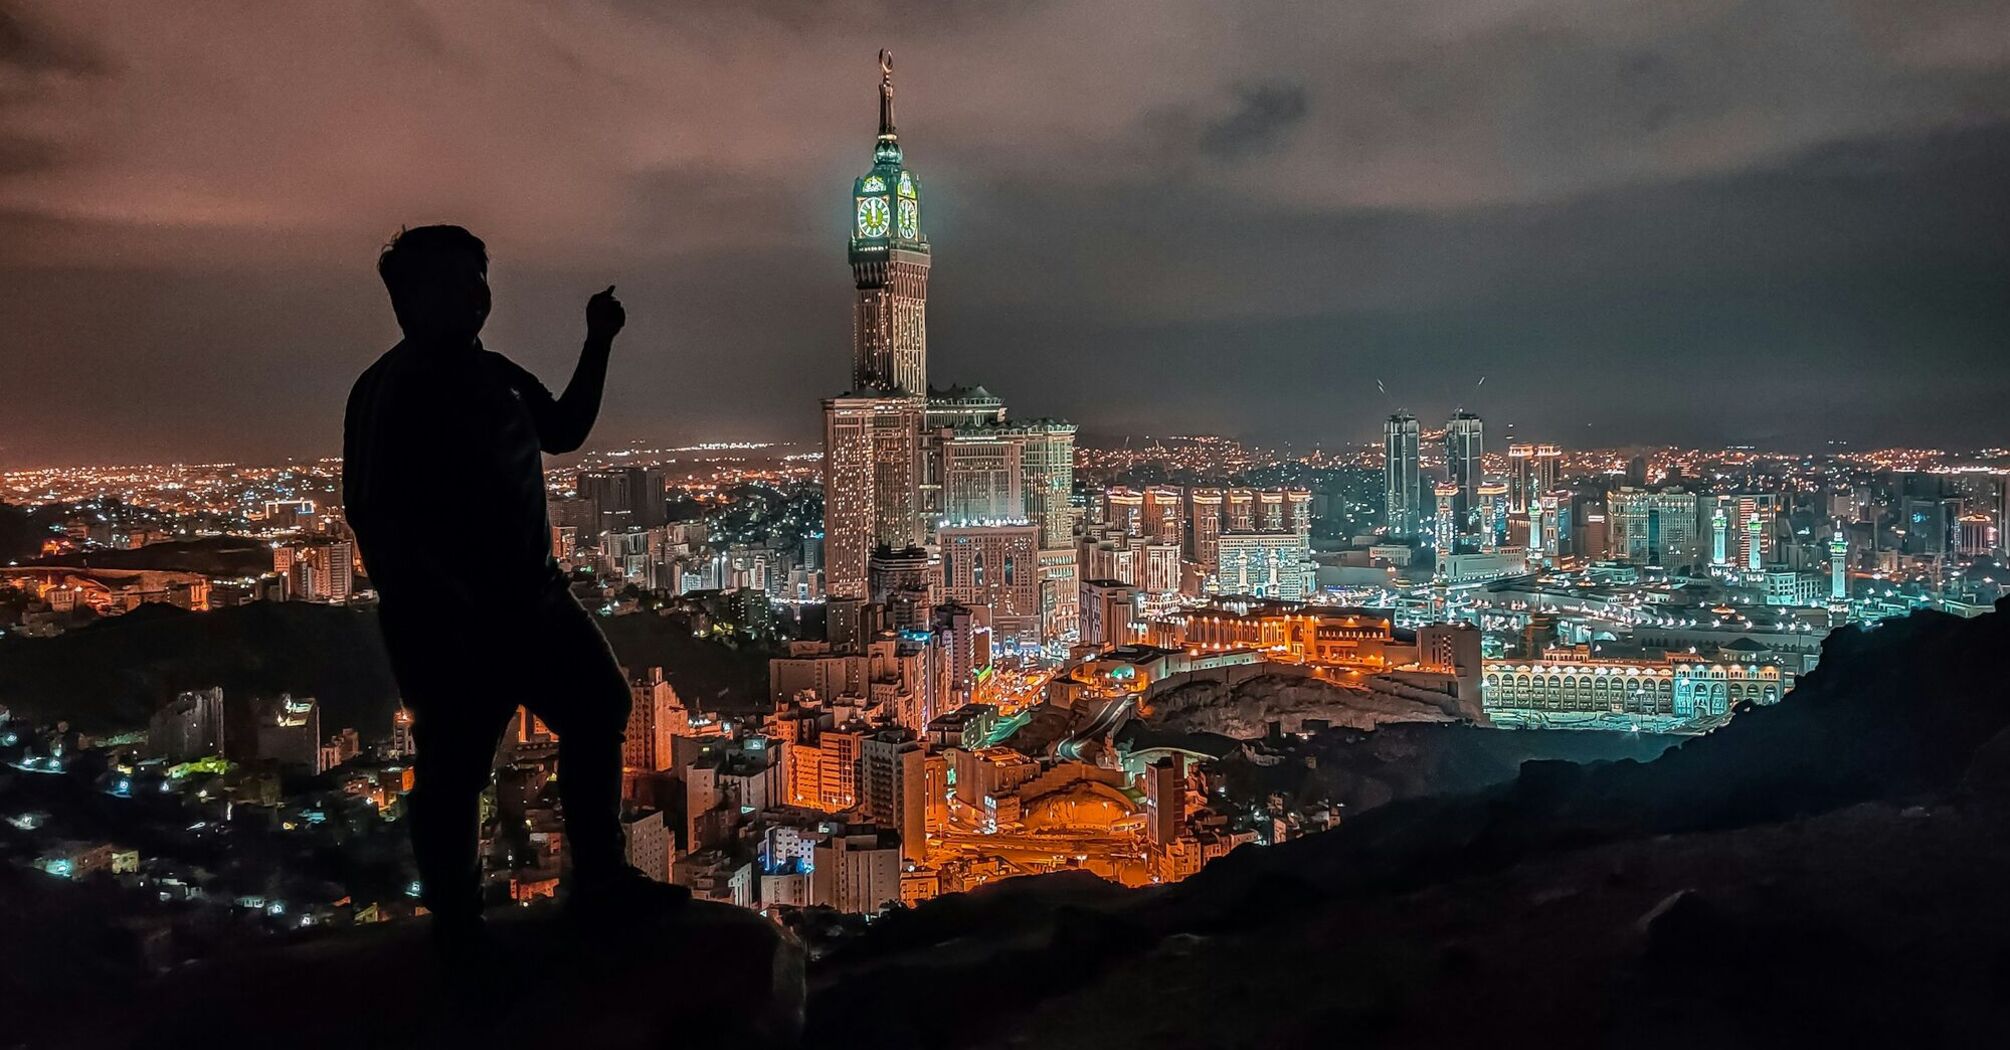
[897,197,918,239]
[857,195,890,238]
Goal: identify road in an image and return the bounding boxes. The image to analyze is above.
[1055,693,1136,762]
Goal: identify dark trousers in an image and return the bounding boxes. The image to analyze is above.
[379,578,632,921]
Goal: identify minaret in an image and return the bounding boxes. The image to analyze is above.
[848,49,931,395]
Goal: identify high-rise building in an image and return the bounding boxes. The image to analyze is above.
[1079,579,1141,650]
[867,545,937,633]
[150,687,226,763]
[1103,488,1145,536]
[1185,488,1225,567]
[1006,419,1079,646]
[826,54,933,600]
[1384,413,1422,538]
[823,395,924,600]
[920,385,1006,523]
[1607,489,1701,568]
[624,667,688,773]
[1006,420,1076,549]
[1507,443,1560,513]
[254,694,322,773]
[858,727,926,865]
[939,427,1024,525]
[937,523,1041,649]
[1142,486,1185,547]
[578,467,668,534]
[811,825,903,914]
[1210,532,1316,601]
[849,51,930,396]
[1444,411,1484,544]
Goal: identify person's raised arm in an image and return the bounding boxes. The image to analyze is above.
[538,285,626,454]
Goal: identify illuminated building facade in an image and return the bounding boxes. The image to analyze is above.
[1210,531,1315,601]
[1482,654,1793,719]
[1477,482,1509,550]
[1186,488,1224,566]
[849,51,930,396]
[1508,443,1560,513]
[1957,513,1999,558]
[937,523,1041,649]
[1383,413,1422,538]
[823,394,923,599]
[939,427,1024,525]
[1606,489,1700,568]
[1444,411,1484,547]
[1142,486,1185,546]
[1433,482,1459,556]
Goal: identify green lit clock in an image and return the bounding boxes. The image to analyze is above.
[897,197,918,239]
[857,195,891,238]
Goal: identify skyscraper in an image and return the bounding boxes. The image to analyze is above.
[825,53,932,599]
[823,395,923,599]
[1383,413,1421,538]
[1444,411,1484,546]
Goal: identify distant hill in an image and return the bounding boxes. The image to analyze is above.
[27,535,274,577]
[0,601,400,736]
[0,599,773,735]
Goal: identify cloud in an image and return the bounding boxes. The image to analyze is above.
[0,0,2006,463]
[1199,80,1309,157]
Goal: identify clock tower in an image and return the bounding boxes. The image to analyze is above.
[849,49,931,396]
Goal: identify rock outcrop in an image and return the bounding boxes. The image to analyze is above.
[1146,672,1459,736]
[82,900,804,1050]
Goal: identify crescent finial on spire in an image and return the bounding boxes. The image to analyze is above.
[878,49,896,138]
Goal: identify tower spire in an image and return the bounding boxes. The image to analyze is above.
[878,49,896,139]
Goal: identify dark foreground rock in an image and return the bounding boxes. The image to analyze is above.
[78,900,803,1050]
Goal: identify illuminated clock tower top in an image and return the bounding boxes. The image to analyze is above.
[849,49,930,395]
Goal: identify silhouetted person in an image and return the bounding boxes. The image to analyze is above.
[342,225,685,953]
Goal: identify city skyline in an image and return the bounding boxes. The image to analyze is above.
[2,3,2009,466]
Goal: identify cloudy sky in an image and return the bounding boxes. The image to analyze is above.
[2,0,2008,466]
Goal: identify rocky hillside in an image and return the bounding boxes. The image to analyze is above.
[810,600,2010,1048]
[1145,672,1459,736]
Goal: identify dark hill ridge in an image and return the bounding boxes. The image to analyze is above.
[808,599,2010,1048]
[0,600,774,735]
[27,534,274,577]
[0,601,399,735]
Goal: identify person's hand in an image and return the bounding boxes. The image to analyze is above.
[586,285,625,343]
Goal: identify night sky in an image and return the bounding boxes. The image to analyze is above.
[2,1,2008,467]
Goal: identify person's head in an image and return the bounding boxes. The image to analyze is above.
[377,225,490,343]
